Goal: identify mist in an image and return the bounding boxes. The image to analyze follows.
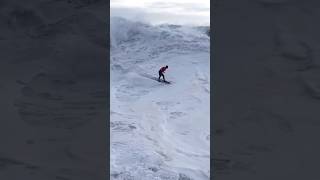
[110,0,210,26]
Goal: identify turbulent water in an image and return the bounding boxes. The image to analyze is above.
[110,17,210,180]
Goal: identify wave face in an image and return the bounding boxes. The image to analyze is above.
[111,17,209,58]
[110,17,210,180]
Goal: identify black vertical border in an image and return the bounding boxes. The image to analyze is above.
[0,0,110,179]
[107,0,111,178]
[213,0,320,180]
[210,0,215,179]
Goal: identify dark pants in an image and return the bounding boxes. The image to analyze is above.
[158,71,165,81]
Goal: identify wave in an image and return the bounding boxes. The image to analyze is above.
[110,17,210,53]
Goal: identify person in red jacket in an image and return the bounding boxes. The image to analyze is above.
[158,65,168,82]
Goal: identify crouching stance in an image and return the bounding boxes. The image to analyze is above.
[158,65,168,82]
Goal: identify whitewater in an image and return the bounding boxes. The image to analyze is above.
[110,17,210,180]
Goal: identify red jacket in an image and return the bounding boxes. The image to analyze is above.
[159,67,167,73]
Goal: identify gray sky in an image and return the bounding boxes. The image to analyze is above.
[111,0,210,26]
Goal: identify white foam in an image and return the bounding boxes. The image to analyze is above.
[111,17,210,180]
